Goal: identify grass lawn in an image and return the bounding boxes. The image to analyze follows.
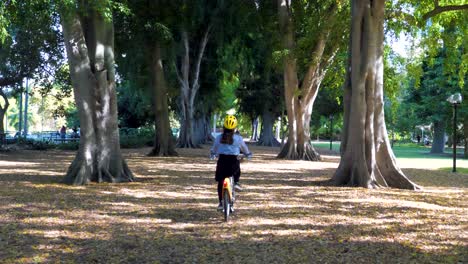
[313,141,468,169]
[0,145,466,263]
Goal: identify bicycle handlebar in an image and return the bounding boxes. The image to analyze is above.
[210,153,252,161]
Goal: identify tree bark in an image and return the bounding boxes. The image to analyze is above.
[0,89,9,135]
[60,3,133,185]
[333,0,418,190]
[430,120,446,153]
[191,113,208,145]
[148,42,177,157]
[251,117,259,141]
[258,107,280,147]
[175,27,210,148]
[193,114,212,145]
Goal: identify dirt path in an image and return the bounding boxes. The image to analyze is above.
[0,146,466,263]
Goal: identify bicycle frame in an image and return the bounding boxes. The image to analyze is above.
[223,176,234,201]
[222,175,235,221]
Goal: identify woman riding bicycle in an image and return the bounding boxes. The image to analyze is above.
[211,115,252,210]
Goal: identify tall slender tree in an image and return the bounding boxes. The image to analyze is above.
[277,0,349,160]
[173,0,217,148]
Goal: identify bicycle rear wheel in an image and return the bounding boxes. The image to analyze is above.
[223,189,230,221]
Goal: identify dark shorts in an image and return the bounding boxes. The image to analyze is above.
[215,154,240,182]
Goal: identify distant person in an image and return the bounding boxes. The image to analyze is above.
[71,127,80,139]
[416,135,421,144]
[60,125,66,139]
[424,135,430,146]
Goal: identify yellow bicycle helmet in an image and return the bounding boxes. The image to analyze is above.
[224,115,238,129]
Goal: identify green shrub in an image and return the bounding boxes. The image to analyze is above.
[119,127,154,148]
[17,138,55,151]
[30,141,55,151]
[56,141,80,150]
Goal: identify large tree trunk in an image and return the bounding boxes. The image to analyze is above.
[178,102,197,148]
[258,108,280,147]
[204,114,214,142]
[333,0,418,190]
[60,3,133,185]
[430,120,446,153]
[193,113,212,145]
[148,42,177,157]
[176,28,210,148]
[193,114,204,145]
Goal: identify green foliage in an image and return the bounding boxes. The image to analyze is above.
[0,0,12,43]
[395,48,465,141]
[389,0,468,87]
[0,0,63,88]
[311,112,343,141]
[64,107,79,129]
[117,82,153,128]
[236,113,252,136]
[289,1,350,76]
[119,127,154,148]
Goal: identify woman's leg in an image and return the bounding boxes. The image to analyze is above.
[234,159,241,183]
[217,180,223,202]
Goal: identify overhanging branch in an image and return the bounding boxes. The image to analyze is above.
[422,4,468,21]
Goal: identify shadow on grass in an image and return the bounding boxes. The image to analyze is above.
[3,219,465,263]
[0,147,466,263]
[1,180,465,263]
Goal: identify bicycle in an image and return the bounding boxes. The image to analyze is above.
[222,172,235,221]
[211,154,248,222]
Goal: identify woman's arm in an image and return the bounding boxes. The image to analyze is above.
[238,136,252,158]
[210,135,220,156]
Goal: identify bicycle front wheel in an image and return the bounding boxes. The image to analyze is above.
[223,189,230,221]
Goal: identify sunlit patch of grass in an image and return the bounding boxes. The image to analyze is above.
[0,161,41,166]
[439,167,468,174]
